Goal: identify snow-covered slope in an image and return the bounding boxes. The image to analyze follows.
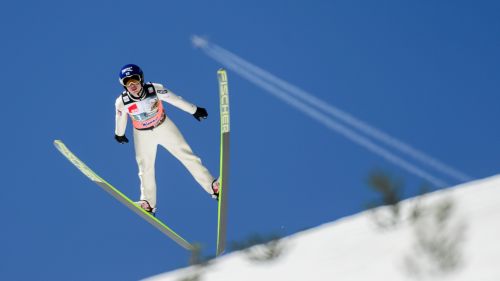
[145,175,500,281]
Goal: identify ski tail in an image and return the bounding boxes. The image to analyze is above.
[216,68,230,256]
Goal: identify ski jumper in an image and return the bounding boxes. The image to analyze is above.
[115,82,215,208]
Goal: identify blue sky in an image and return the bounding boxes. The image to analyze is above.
[2,1,499,280]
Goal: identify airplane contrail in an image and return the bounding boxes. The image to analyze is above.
[191,35,472,186]
[208,44,472,183]
[192,35,472,184]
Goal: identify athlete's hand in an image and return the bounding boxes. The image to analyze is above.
[193,107,208,121]
[114,134,129,144]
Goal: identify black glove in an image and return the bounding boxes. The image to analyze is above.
[193,107,208,121]
[114,134,129,144]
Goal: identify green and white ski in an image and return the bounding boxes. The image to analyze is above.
[216,68,230,256]
[53,140,193,250]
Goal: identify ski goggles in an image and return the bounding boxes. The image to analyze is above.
[125,79,141,88]
[122,74,142,86]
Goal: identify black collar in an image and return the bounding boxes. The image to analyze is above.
[127,87,146,101]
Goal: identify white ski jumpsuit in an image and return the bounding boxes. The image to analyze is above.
[115,82,215,208]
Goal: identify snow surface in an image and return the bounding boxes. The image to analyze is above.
[144,175,500,281]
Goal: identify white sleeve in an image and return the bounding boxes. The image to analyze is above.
[154,83,197,115]
[115,96,128,136]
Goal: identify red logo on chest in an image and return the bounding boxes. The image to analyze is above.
[128,104,138,114]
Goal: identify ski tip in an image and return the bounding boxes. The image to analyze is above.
[218,68,226,73]
[218,69,228,82]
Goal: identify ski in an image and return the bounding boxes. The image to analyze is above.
[216,68,230,256]
[53,140,193,250]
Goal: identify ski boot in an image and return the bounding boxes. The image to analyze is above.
[135,200,157,216]
[211,179,220,201]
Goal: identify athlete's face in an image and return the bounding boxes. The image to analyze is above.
[125,79,142,95]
